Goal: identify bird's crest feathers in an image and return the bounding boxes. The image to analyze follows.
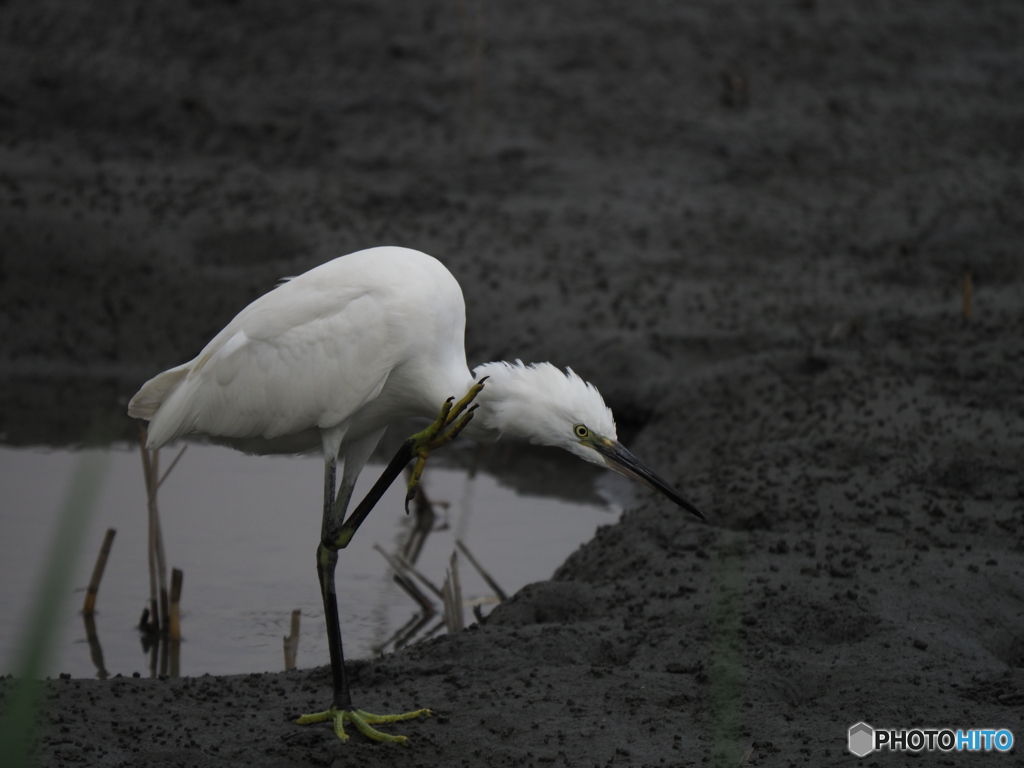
[471,361,617,449]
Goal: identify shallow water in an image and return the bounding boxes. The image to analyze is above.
[0,443,620,679]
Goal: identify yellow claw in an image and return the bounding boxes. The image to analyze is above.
[404,378,488,510]
[297,707,433,745]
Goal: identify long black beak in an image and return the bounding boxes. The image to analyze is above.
[592,438,706,520]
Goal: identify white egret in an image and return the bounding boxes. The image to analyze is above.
[128,246,704,744]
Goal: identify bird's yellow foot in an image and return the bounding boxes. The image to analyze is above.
[404,378,487,510]
[296,706,433,745]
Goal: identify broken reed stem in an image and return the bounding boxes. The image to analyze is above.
[455,538,507,601]
[373,544,440,616]
[283,610,301,670]
[157,445,188,489]
[138,426,160,633]
[169,568,183,641]
[396,552,446,601]
[962,270,973,320]
[152,485,169,629]
[137,426,188,634]
[153,485,169,631]
[138,424,170,633]
[170,569,182,672]
[82,528,117,615]
[452,552,462,630]
[442,551,464,634]
[374,544,444,600]
[395,571,436,616]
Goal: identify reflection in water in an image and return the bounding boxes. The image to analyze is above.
[81,613,107,680]
[144,628,179,679]
[375,544,437,617]
[81,526,117,680]
[369,471,484,653]
[82,605,180,681]
[371,469,513,654]
[387,612,437,654]
[0,443,621,679]
[384,476,442,625]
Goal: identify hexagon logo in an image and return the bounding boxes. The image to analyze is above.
[848,722,875,757]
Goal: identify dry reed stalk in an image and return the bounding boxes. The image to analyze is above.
[169,568,183,641]
[455,538,507,601]
[373,544,438,615]
[137,427,188,634]
[283,609,301,670]
[441,551,464,633]
[138,425,167,632]
[82,528,117,615]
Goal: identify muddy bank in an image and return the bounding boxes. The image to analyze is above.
[1,0,1022,765]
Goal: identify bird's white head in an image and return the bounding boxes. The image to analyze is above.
[471,361,705,520]
[472,361,617,464]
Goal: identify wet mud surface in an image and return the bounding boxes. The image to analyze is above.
[2,0,1023,765]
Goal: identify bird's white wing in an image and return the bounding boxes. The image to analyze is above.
[142,279,397,448]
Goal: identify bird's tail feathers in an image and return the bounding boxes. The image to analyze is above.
[127,364,191,421]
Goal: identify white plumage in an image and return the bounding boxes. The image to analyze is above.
[127,245,701,744]
[473,360,616,462]
[130,246,625,469]
[132,248,474,458]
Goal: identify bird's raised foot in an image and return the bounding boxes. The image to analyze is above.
[296,706,433,745]
[404,378,488,511]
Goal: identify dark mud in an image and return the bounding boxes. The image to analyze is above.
[1,0,1023,765]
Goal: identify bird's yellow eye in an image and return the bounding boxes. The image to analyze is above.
[574,424,589,439]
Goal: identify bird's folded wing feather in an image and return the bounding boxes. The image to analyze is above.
[143,282,395,447]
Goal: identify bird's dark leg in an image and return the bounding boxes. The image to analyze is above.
[317,458,351,709]
[298,455,431,744]
[328,440,414,548]
[301,382,487,744]
[317,545,349,706]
